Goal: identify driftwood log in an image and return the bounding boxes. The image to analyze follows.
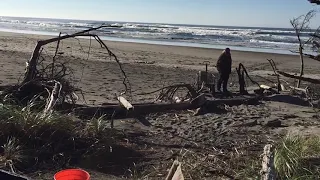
[260,144,276,180]
[277,71,320,84]
[0,169,29,180]
[117,96,134,110]
[236,63,261,94]
[71,94,261,120]
[267,59,281,92]
[43,81,61,116]
[165,160,184,180]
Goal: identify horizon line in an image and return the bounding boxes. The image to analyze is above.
[0,15,293,29]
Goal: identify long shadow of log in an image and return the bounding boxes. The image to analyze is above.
[56,94,262,120]
[264,94,310,107]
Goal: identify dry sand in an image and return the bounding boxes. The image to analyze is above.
[1,31,320,179]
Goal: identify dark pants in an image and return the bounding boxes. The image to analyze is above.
[217,72,230,92]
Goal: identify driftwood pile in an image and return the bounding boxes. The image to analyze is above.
[0,26,263,128]
[0,25,130,117]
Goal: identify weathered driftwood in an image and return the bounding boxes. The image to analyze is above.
[165,160,184,180]
[259,84,278,94]
[117,96,134,110]
[24,25,110,83]
[260,144,276,180]
[260,85,272,90]
[0,169,29,180]
[277,71,320,84]
[296,51,320,62]
[236,65,246,94]
[43,81,61,116]
[71,94,261,119]
[22,25,131,99]
[236,63,260,94]
[289,86,308,94]
[267,59,281,92]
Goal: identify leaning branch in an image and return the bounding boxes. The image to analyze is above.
[290,51,320,62]
[277,71,320,84]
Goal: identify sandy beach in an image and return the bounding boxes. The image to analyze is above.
[1,31,320,105]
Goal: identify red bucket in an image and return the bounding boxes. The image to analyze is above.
[54,169,90,180]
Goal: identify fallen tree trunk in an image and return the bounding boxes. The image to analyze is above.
[71,94,261,119]
[277,71,320,84]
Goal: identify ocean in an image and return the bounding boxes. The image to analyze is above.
[0,16,314,54]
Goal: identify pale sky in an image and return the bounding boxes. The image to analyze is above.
[1,0,320,28]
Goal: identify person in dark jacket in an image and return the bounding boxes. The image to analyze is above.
[216,48,232,92]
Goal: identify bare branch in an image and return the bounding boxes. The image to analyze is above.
[52,32,62,78]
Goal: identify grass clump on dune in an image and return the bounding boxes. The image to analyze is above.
[274,135,320,180]
[0,102,117,174]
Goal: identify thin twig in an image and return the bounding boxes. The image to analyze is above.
[52,32,62,78]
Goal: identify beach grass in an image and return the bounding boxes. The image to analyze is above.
[274,135,320,180]
[0,102,119,175]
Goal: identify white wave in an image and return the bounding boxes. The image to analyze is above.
[0,16,315,52]
[67,22,92,27]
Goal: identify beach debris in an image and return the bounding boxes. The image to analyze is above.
[0,25,131,114]
[196,61,216,95]
[0,169,29,180]
[236,63,261,95]
[277,70,320,84]
[43,81,62,116]
[267,59,281,92]
[165,160,184,180]
[117,96,134,111]
[260,144,276,180]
